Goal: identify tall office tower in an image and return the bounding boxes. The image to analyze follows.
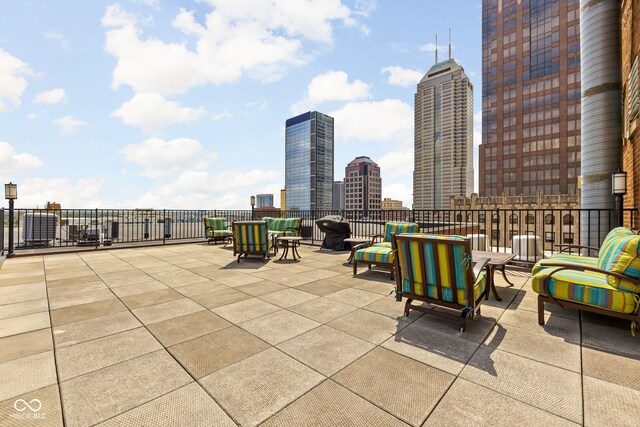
[285,111,334,210]
[333,181,345,210]
[479,0,581,196]
[344,156,382,214]
[413,55,474,210]
[255,194,274,208]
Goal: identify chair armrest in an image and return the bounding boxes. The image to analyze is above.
[352,242,372,252]
[371,234,384,244]
[553,244,599,254]
[473,258,490,280]
[535,261,640,285]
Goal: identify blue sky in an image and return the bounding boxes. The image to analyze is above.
[0,0,481,209]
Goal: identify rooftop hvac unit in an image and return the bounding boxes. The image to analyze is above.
[23,213,57,245]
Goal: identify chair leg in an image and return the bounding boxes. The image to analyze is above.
[459,310,468,332]
[538,295,545,325]
[404,299,412,317]
[353,261,357,276]
[237,255,241,263]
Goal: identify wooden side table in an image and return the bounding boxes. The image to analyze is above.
[472,251,516,301]
[277,236,303,261]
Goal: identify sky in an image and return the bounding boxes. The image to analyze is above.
[0,0,482,209]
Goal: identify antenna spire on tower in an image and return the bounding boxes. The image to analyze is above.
[449,28,452,59]
[435,34,438,64]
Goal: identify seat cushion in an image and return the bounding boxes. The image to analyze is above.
[212,230,232,237]
[383,222,419,242]
[373,242,392,248]
[354,246,394,265]
[402,271,486,306]
[597,234,640,293]
[531,253,598,275]
[531,267,638,314]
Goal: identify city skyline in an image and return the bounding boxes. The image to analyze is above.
[0,1,483,209]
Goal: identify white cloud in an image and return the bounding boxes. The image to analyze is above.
[33,88,66,104]
[0,141,44,173]
[378,149,412,178]
[354,0,377,16]
[330,99,412,142]
[381,66,423,87]
[102,1,358,95]
[14,178,108,208]
[382,182,412,208]
[53,115,86,135]
[0,49,33,112]
[292,70,371,113]
[27,112,37,120]
[111,92,206,135]
[127,168,280,209]
[211,109,233,121]
[42,32,72,50]
[123,137,216,178]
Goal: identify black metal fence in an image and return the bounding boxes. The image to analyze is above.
[1,207,637,265]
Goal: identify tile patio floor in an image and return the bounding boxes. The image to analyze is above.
[0,243,639,426]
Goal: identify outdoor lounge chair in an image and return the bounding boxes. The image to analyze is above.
[352,221,420,279]
[204,217,232,245]
[232,221,270,263]
[531,227,640,333]
[392,233,489,332]
[262,217,301,253]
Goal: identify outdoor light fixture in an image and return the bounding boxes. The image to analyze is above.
[4,182,17,200]
[4,182,17,256]
[612,170,628,195]
[612,170,627,227]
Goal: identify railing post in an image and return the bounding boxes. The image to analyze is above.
[0,207,4,256]
[95,208,99,249]
[163,209,166,244]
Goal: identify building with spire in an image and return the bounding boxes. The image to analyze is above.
[413,34,474,209]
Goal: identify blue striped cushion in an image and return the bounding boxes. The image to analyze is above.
[531,253,598,275]
[383,222,419,242]
[597,234,640,292]
[234,222,268,253]
[532,267,638,314]
[354,246,394,264]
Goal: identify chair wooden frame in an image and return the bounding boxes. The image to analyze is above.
[232,221,270,263]
[392,234,489,332]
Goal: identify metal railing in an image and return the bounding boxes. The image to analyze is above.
[1,207,637,265]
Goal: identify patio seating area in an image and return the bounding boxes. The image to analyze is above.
[1,242,639,426]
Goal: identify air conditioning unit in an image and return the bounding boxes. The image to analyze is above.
[23,213,57,245]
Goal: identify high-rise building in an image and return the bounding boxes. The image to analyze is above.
[479,0,581,197]
[285,111,334,210]
[333,181,345,211]
[255,194,274,208]
[344,156,381,214]
[413,55,474,209]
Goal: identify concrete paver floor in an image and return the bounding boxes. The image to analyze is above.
[0,243,639,426]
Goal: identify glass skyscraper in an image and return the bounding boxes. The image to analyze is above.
[285,111,334,210]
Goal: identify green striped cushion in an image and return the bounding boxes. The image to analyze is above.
[213,230,232,237]
[532,267,638,314]
[597,234,640,292]
[354,246,394,264]
[383,222,419,242]
[204,217,228,238]
[264,218,301,233]
[234,222,268,253]
[531,253,598,275]
[601,227,634,249]
[396,237,476,305]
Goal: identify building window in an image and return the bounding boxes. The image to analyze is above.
[526,214,535,225]
[563,214,574,225]
[563,232,574,244]
[479,213,486,222]
[492,214,499,224]
[509,214,518,224]
[544,214,555,225]
[545,232,555,243]
[491,230,500,242]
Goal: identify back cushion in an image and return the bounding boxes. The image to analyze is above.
[601,227,633,250]
[597,233,640,292]
[384,222,419,242]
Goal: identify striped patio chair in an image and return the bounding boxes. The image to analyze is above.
[204,217,232,245]
[392,233,489,332]
[232,221,270,263]
[371,221,420,248]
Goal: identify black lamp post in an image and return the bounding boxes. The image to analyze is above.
[5,182,17,256]
[612,170,627,227]
[250,195,256,220]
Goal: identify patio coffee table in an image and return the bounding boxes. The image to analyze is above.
[472,251,516,302]
[277,236,303,262]
[344,237,372,264]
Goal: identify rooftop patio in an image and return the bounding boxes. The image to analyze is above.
[0,242,638,426]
